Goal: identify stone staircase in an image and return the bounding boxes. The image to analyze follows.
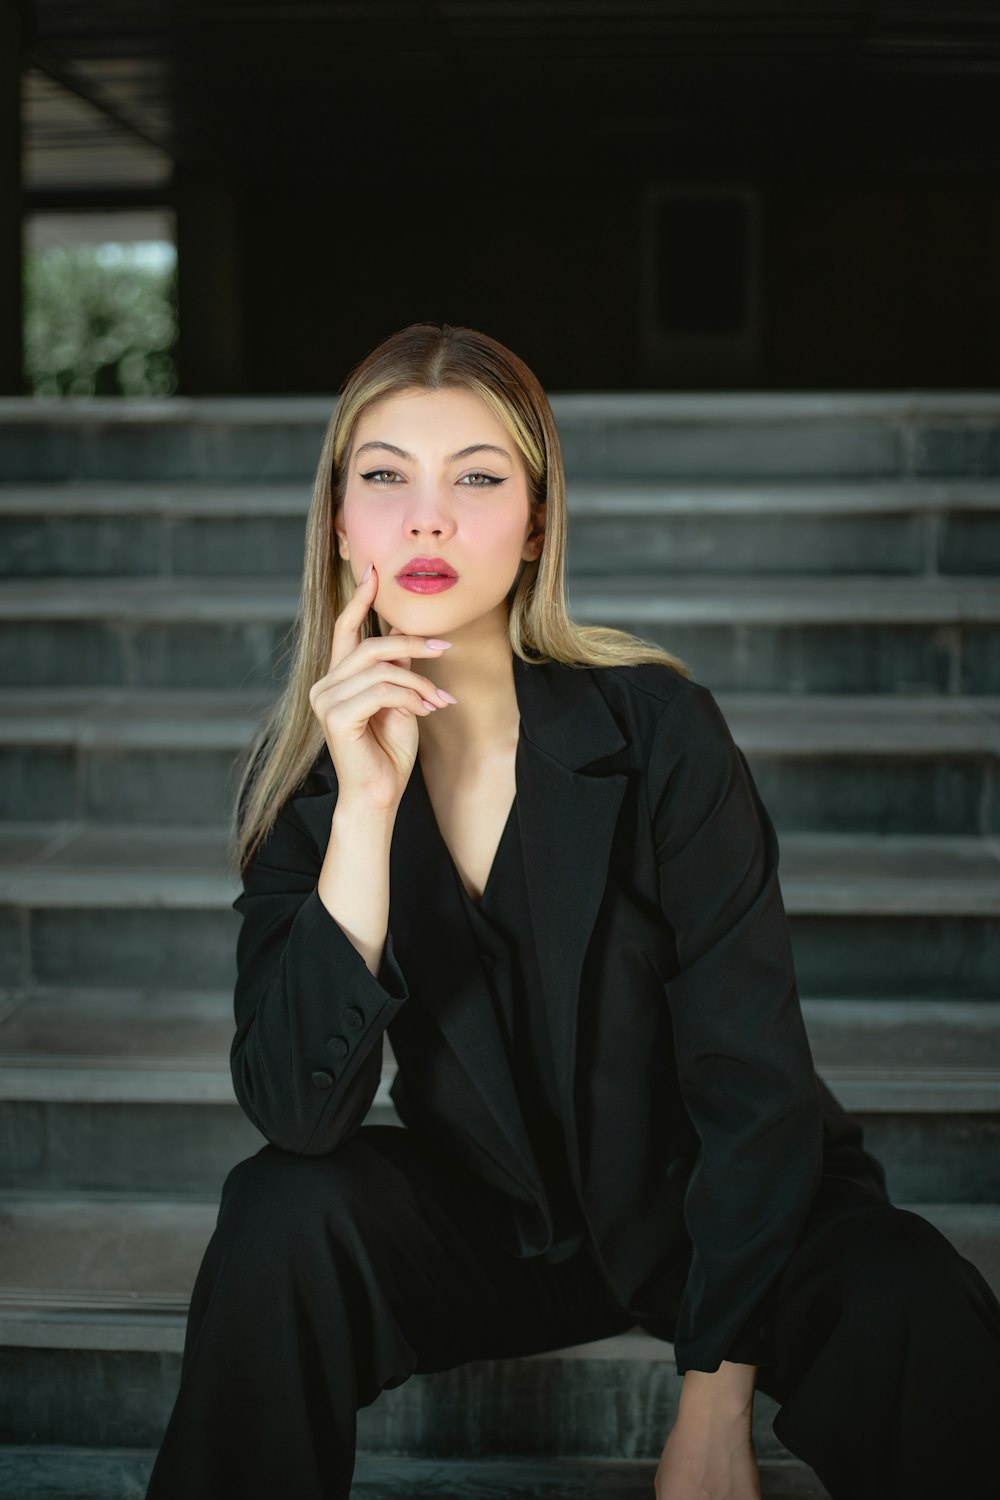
[0,393,998,1499]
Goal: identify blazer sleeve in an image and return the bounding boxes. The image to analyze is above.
[230,782,410,1155]
[647,681,824,1376]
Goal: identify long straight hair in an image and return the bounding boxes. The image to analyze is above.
[230,322,690,878]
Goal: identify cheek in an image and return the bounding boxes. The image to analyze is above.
[470,511,532,559]
[341,502,389,555]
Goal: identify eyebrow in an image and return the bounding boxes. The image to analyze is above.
[354,440,513,464]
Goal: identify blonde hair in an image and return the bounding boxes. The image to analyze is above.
[230,321,690,878]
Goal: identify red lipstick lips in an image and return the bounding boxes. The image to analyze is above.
[397,556,457,579]
[395,556,459,595]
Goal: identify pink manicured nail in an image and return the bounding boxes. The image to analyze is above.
[436,690,459,704]
[420,698,439,711]
[426,638,452,649]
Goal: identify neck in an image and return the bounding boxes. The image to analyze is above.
[413,621,521,767]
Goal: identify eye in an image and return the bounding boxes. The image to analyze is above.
[359,468,506,490]
[459,472,506,488]
[359,468,402,486]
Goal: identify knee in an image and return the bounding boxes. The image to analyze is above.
[214,1139,376,1275]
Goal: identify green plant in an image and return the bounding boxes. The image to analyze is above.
[22,243,179,397]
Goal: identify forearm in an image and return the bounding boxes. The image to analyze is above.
[317,798,396,976]
[230,792,409,1154]
[657,1359,760,1498]
[230,886,409,1153]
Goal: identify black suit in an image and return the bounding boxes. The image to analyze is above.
[230,651,885,1375]
[147,653,1000,1500]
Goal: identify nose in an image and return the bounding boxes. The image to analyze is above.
[403,485,457,538]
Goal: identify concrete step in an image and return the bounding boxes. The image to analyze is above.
[3,988,998,1108]
[1,989,997,1196]
[2,477,998,578]
[1,687,997,833]
[0,825,997,1000]
[1,573,998,692]
[0,1450,834,1500]
[2,390,1000,481]
[0,1190,993,1457]
[0,988,270,1192]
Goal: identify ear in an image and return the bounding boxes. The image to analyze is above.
[523,521,545,561]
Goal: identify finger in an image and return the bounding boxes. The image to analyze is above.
[330,560,378,671]
[387,623,410,672]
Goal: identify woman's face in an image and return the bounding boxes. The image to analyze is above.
[334,385,543,641]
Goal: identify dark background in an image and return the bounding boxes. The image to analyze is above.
[3,1,999,394]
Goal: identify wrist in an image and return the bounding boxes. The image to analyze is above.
[678,1360,757,1422]
[332,797,398,831]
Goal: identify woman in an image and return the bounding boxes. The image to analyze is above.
[146,323,1000,1500]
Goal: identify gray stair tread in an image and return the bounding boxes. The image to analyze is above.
[577,574,1000,623]
[0,481,313,518]
[0,987,235,1056]
[2,573,999,623]
[0,1193,994,1354]
[0,575,302,622]
[775,832,1000,912]
[0,394,344,423]
[2,475,999,517]
[718,692,1000,752]
[0,824,240,905]
[0,1195,218,1312]
[802,999,1000,1107]
[1,824,997,912]
[566,476,1000,514]
[0,989,241,1102]
[2,989,998,1111]
[4,389,1000,420]
[0,686,271,749]
[0,1449,834,1500]
[1,687,999,754]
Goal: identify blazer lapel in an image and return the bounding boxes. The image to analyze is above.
[511,653,629,1192]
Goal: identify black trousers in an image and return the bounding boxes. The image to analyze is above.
[144,1123,1000,1500]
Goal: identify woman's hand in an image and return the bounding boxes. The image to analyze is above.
[654,1363,762,1500]
[308,562,456,813]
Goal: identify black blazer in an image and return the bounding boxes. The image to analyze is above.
[230,652,887,1374]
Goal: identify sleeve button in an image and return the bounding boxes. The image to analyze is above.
[311,1069,335,1089]
[344,1006,364,1030]
[326,1035,349,1060]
